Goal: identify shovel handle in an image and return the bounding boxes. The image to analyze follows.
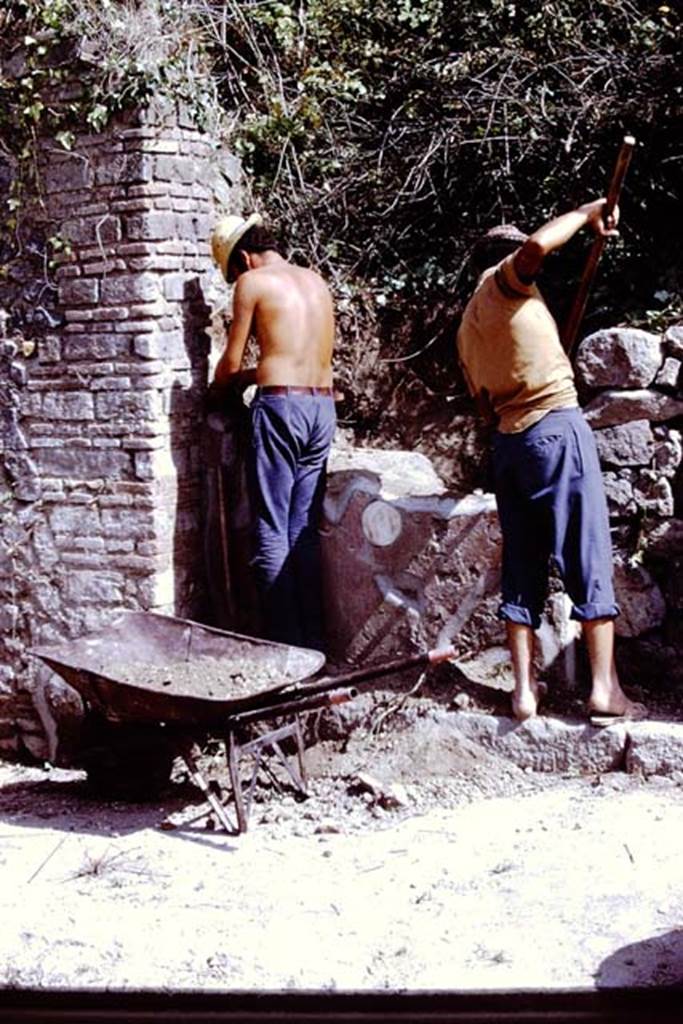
[562,134,635,358]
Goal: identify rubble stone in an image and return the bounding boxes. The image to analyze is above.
[450,711,627,773]
[602,471,636,517]
[663,324,683,358]
[613,559,667,637]
[575,328,663,389]
[584,390,683,429]
[626,722,683,777]
[632,470,674,518]
[654,356,682,391]
[653,429,682,478]
[643,518,683,558]
[592,420,654,467]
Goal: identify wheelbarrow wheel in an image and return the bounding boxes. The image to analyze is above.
[80,717,175,800]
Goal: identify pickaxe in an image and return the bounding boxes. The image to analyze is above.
[562,134,636,358]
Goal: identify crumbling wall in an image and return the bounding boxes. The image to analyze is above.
[0,103,239,762]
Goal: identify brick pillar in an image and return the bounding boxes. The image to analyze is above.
[0,103,240,761]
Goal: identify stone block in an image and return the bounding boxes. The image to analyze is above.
[49,505,101,536]
[584,390,683,429]
[100,273,162,306]
[320,448,503,664]
[63,335,130,361]
[575,328,663,388]
[41,392,95,421]
[38,336,62,363]
[58,278,99,306]
[154,155,196,183]
[90,376,133,392]
[126,211,177,241]
[626,722,683,776]
[613,559,666,637]
[32,448,132,479]
[593,420,654,467]
[101,507,155,539]
[62,213,121,247]
[43,156,94,193]
[450,711,627,773]
[115,320,157,334]
[95,390,164,421]
[64,570,125,604]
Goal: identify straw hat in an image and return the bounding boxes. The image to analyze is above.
[211,212,263,279]
[481,224,528,245]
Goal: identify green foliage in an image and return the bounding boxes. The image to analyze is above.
[199,1,680,308]
[1,1,680,405]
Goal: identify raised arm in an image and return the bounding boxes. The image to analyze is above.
[514,198,619,282]
[213,274,258,388]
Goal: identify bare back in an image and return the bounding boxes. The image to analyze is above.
[248,262,334,387]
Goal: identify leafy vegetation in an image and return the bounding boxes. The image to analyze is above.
[1,1,681,421]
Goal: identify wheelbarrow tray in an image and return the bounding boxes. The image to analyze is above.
[30,612,325,727]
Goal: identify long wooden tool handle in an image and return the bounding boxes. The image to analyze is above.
[562,134,635,358]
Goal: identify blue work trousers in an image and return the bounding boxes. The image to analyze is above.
[248,390,336,651]
[493,408,619,630]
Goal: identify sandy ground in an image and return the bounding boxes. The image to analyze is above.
[0,706,682,994]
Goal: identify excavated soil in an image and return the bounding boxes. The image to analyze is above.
[0,688,681,993]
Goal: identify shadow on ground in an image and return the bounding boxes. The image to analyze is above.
[596,929,683,989]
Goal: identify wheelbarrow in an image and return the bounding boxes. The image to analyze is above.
[30,612,454,834]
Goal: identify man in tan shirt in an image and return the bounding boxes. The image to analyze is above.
[457,200,645,724]
[211,214,336,652]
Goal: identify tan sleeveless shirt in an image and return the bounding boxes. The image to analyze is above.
[456,252,577,433]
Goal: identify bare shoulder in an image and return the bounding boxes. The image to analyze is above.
[292,264,332,296]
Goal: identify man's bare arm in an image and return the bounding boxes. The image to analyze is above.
[514,198,619,282]
[214,275,258,388]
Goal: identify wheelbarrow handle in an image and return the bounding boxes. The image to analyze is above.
[281,645,456,703]
[428,645,457,665]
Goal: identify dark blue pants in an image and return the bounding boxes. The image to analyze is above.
[248,390,336,651]
[493,408,619,630]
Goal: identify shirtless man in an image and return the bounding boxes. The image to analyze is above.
[457,199,646,725]
[211,213,336,651]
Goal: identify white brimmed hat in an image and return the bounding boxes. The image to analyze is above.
[211,212,263,279]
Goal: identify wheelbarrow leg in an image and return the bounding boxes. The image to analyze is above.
[177,740,236,835]
[227,730,249,834]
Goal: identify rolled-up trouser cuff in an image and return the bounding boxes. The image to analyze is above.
[498,602,541,631]
[570,602,620,622]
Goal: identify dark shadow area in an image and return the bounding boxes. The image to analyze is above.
[596,929,683,989]
[0,986,681,1023]
[167,276,215,622]
[0,770,206,839]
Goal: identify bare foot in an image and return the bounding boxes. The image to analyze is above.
[511,681,547,722]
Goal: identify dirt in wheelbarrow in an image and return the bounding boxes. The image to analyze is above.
[98,654,289,699]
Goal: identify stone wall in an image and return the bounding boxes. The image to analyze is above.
[321,323,683,691]
[0,103,238,762]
